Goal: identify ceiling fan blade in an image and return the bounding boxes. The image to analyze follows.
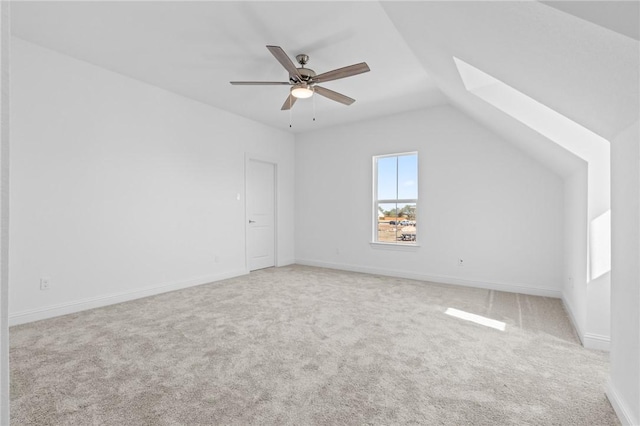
[267,45,302,81]
[281,94,298,110]
[314,86,355,105]
[230,81,290,85]
[312,62,370,83]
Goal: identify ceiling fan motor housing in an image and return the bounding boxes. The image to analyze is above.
[291,67,316,83]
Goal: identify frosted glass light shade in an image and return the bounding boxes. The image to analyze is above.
[291,84,313,99]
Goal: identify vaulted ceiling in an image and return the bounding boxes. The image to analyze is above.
[10,1,639,177]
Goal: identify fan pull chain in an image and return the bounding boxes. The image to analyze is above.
[312,90,316,122]
[289,96,292,128]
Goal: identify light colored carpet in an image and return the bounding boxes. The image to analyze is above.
[10,265,618,425]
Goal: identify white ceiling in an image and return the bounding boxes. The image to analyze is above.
[10,1,639,176]
[10,1,448,133]
[540,0,639,41]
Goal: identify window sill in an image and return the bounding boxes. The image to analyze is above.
[369,242,421,251]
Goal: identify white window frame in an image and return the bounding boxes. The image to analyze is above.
[372,152,419,248]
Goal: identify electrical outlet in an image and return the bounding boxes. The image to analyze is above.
[214,255,219,263]
[336,248,341,255]
[458,258,464,267]
[40,277,51,290]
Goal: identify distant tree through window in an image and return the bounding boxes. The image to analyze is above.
[373,152,418,244]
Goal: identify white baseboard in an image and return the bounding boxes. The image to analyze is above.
[277,258,296,267]
[561,295,585,345]
[295,259,562,298]
[9,269,248,326]
[583,333,610,351]
[561,294,611,351]
[606,380,639,426]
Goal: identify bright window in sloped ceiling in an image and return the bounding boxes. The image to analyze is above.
[452,56,609,161]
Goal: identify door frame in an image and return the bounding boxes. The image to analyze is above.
[244,153,278,272]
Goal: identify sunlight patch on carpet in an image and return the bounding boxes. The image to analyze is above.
[445,307,506,331]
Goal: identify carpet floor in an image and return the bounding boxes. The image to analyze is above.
[10,265,618,425]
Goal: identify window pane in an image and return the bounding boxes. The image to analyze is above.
[396,202,417,221]
[396,202,417,244]
[397,154,418,200]
[377,202,398,243]
[377,156,397,200]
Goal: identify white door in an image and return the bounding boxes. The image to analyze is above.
[247,159,276,271]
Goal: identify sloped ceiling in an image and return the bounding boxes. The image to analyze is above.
[11,1,639,177]
[382,1,639,176]
[541,1,639,41]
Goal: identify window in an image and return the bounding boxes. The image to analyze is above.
[373,152,418,245]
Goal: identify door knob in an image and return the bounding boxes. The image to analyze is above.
[249,220,256,223]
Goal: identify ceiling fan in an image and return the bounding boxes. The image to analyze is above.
[230,45,370,110]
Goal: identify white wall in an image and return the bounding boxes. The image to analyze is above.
[0,3,9,423]
[9,38,295,324]
[585,142,612,350]
[562,161,612,351]
[563,166,588,336]
[295,106,564,296]
[608,120,640,426]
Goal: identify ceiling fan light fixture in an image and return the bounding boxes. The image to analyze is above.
[231,46,370,112]
[291,84,314,99]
